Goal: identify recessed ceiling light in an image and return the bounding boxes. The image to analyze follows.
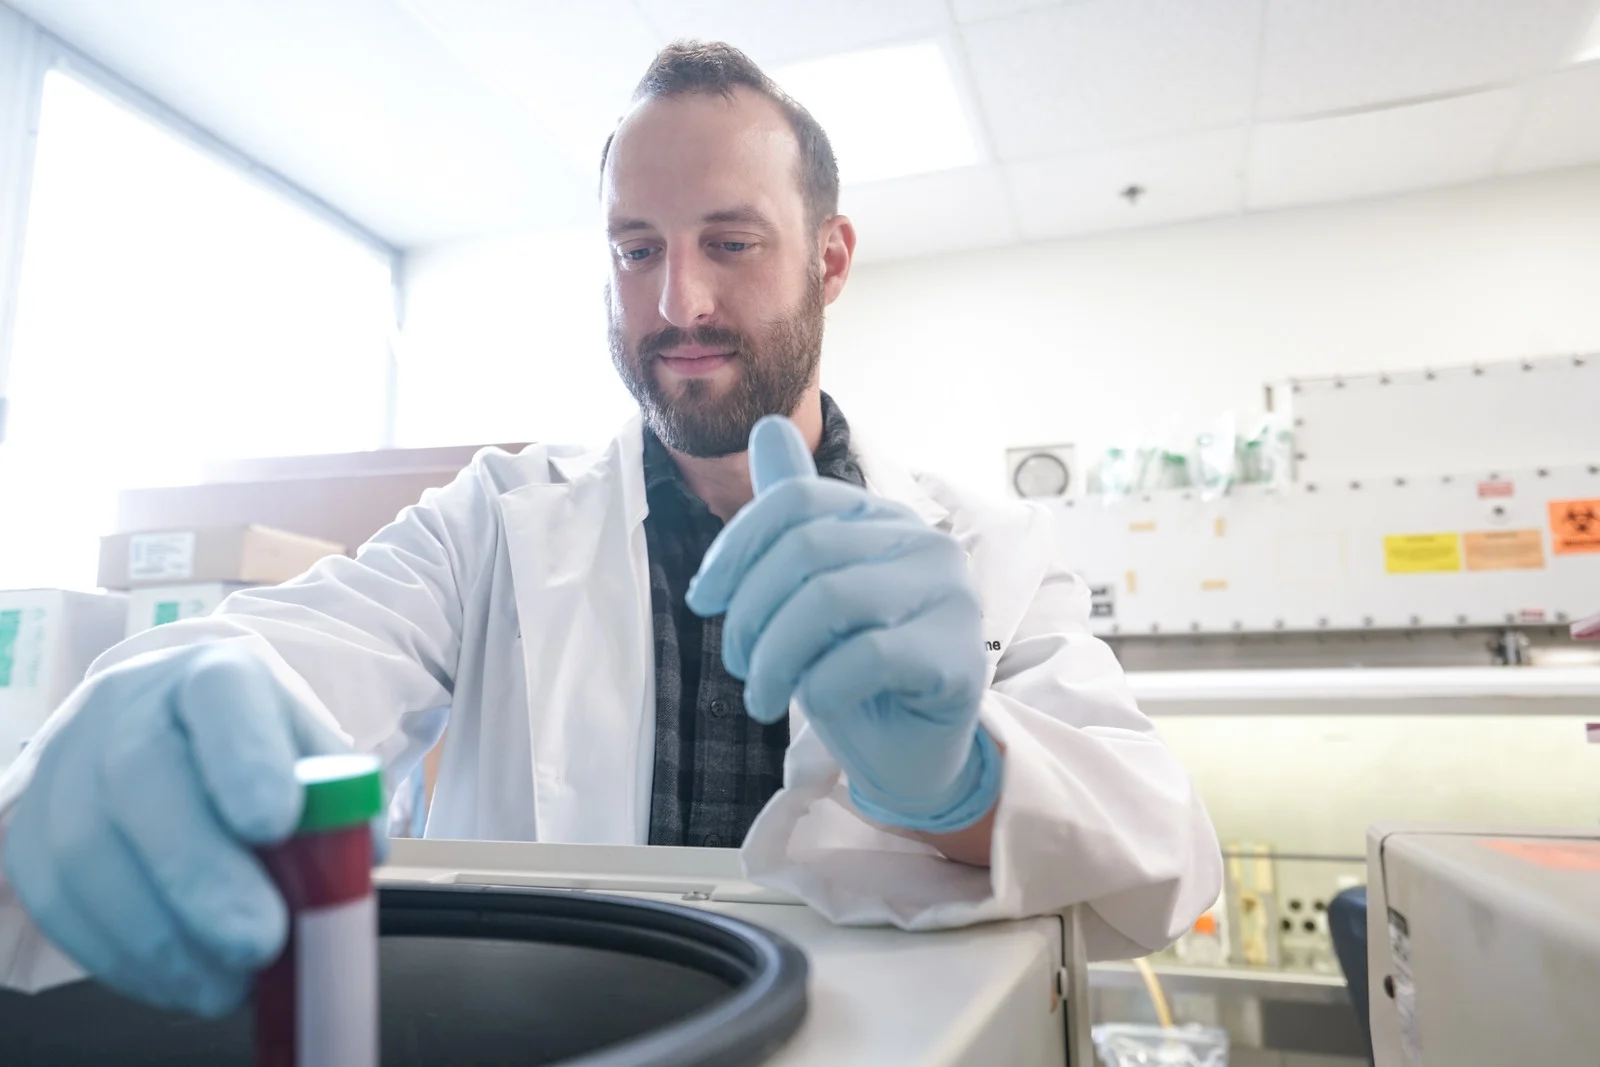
[773,41,982,186]
[1576,5,1600,63]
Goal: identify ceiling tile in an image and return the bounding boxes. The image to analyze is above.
[632,0,952,68]
[398,0,659,169]
[1501,61,1600,173]
[962,0,1263,161]
[11,0,593,247]
[1247,88,1527,210]
[1007,128,1250,240]
[1258,0,1598,119]
[952,0,1074,23]
[840,166,1019,263]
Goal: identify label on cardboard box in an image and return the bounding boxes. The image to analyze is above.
[129,532,197,581]
[0,610,18,688]
[0,606,46,691]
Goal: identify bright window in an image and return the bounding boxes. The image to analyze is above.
[0,70,395,590]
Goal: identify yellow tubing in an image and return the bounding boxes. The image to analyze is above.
[1131,956,1174,1030]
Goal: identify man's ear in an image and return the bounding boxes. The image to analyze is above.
[819,215,856,307]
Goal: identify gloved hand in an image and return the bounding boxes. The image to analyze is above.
[3,642,351,1017]
[687,416,1002,834]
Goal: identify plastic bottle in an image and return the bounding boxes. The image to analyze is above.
[1175,907,1227,968]
[255,754,383,1067]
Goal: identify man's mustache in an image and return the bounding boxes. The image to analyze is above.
[638,325,749,360]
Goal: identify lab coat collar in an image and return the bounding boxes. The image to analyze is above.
[546,416,651,529]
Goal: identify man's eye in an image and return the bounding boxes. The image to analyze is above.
[621,247,654,262]
[717,241,750,253]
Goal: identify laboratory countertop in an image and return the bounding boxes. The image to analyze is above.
[1127,664,1600,711]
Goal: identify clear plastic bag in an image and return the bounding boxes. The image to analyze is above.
[1087,447,1144,502]
[1092,1024,1229,1067]
[1189,414,1239,500]
[1234,413,1294,490]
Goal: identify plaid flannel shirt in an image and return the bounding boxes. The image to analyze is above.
[642,393,866,848]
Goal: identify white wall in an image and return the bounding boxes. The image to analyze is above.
[395,226,633,449]
[396,166,1600,491]
[824,165,1600,494]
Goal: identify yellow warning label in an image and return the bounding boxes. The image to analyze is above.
[1384,533,1461,574]
[1549,499,1600,556]
[1463,529,1545,571]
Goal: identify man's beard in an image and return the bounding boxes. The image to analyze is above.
[609,271,825,458]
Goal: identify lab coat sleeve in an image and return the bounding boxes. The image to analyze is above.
[740,508,1223,959]
[0,459,498,993]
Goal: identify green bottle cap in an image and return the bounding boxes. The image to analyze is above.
[295,754,384,834]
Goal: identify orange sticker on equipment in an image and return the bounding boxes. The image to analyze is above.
[1462,529,1546,571]
[1482,839,1600,872]
[1549,499,1600,555]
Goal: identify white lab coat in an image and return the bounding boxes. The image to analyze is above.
[0,418,1221,993]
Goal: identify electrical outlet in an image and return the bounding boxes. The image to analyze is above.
[1272,859,1365,976]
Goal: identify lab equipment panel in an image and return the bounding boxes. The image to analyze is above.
[1050,463,1600,636]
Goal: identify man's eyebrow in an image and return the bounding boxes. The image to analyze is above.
[703,206,774,228]
[606,217,652,240]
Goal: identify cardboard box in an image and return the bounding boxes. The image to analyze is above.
[125,582,253,638]
[0,589,128,772]
[115,473,449,560]
[113,442,522,557]
[98,525,344,591]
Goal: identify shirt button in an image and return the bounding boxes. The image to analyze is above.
[703,834,722,848]
[710,699,729,718]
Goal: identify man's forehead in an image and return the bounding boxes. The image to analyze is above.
[602,90,805,222]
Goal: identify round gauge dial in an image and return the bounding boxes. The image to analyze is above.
[1013,453,1071,498]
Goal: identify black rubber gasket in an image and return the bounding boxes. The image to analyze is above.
[376,883,809,1067]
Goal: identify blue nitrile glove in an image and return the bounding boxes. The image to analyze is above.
[3,643,353,1017]
[686,416,1002,834]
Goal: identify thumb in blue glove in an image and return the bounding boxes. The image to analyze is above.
[3,642,354,1017]
[748,413,819,489]
[688,415,1002,834]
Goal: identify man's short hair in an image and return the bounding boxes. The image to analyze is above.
[601,41,840,230]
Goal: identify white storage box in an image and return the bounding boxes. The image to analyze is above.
[0,589,128,772]
[125,582,252,638]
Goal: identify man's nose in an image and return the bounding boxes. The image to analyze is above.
[659,247,716,327]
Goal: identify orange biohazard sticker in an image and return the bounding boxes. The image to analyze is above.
[1482,838,1600,872]
[1549,499,1600,555]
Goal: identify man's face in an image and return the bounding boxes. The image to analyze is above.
[602,90,826,458]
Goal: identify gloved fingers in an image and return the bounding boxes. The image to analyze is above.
[688,478,913,617]
[2,740,123,992]
[740,548,958,724]
[169,645,311,844]
[722,517,939,678]
[53,759,253,1015]
[748,415,816,494]
[100,706,289,978]
[797,596,986,726]
[5,729,250,1017]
